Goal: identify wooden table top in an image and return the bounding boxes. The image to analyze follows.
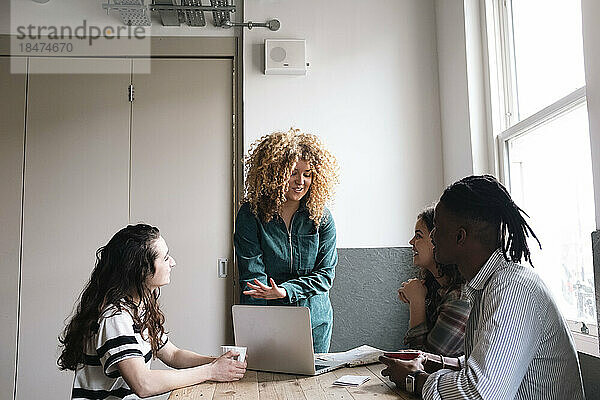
[169,363,419,400]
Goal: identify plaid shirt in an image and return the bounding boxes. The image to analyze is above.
[403,286,470,357]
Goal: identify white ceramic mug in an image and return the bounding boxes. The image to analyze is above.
[221,345,247,362]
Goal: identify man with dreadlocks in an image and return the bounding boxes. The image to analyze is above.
[379,175,584,399]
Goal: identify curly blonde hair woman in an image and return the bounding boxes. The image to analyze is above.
[244,129,339,225]
[234,128,339,352]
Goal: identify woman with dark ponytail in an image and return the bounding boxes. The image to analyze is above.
[399,208,470,357]
[58,224,246,399]
[380,175,584,400]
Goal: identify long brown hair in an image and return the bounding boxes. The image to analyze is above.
[58,224,167,371]
[417,208,465,313]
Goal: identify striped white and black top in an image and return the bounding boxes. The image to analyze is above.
[71,304,167,400]
[422,250,585,400]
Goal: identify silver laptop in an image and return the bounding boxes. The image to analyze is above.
[232,305,345,375]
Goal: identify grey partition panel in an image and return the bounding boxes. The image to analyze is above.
[18,58,131,400]
[329,247,417,352]
[130,58,234,357]
[0,57,26,398]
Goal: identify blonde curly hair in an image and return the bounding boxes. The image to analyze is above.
[244,128,339,226]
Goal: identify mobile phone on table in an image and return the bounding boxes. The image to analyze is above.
[382,351,421,360]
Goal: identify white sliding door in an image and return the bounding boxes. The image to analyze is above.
[130,58,234,356]
[17,58,131,399]
[0,56,26,399]
[13,55,236,400]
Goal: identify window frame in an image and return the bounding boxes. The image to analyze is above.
[485,0,598,355]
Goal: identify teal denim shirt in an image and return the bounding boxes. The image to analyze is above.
[234,202,337,352]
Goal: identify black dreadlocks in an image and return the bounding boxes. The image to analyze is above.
[439,174,541,266]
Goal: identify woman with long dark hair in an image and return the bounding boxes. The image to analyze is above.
[398,208,470,357]
[58,224,246,399]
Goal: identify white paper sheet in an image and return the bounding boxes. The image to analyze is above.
[332,375,370,386]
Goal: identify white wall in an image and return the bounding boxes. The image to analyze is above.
[582,0,600,229]
[435,0,492,186]
[440,0,600,227]
[243,0,444,248]
[2,0,446,247]
[464,0,490,177]
[435,0,473,185]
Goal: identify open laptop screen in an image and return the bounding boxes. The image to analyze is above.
[232,305,317,375]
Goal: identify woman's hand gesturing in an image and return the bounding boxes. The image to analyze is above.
[243,278,287,300]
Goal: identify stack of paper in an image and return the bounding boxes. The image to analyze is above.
[332,375,370,387]
[315,345,384,367]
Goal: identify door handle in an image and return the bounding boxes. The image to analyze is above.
[218,258,228,278]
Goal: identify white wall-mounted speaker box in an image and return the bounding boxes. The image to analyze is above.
[265,39,307,75]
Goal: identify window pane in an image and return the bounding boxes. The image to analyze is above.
[508,104,596,327]
[511,0,586,121]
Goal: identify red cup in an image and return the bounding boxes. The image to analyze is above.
[383,351,421,360]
